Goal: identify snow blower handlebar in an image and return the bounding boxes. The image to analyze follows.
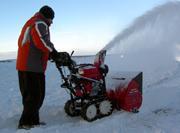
[54,52,74,67]
[51,51,78,95]
[49,48,75,67]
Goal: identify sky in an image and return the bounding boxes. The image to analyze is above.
[0,0,170,55]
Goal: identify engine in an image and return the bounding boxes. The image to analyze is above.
[71,64,108,97]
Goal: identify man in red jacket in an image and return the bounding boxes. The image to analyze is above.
[16,5,58,129]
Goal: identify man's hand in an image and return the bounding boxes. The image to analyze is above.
[49,48,59,61]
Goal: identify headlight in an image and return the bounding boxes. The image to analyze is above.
[78,68,84,75]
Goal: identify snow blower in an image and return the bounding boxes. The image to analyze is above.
[54,50,143,122]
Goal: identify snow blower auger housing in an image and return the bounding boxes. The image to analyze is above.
[54,50,143,122]
[106,71,143,113]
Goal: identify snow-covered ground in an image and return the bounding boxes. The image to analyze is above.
[1,1,180,133]
[0,57,180,133]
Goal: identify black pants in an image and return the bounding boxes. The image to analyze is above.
[18,71,45,126]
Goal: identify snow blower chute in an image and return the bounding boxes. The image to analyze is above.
[54,50,143,122]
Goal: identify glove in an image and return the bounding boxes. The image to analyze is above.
[55,52,72,66]
[49,48,59,61]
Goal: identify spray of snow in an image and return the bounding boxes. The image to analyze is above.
[103,1,180,87]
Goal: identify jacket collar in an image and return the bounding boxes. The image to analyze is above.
[34,12,51,26]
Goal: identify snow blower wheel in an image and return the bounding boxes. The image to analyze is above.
[81,103,97,122]
[99,100,113,116]
[64,100,80,116]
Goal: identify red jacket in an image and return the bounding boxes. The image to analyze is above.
[16,13,54,73]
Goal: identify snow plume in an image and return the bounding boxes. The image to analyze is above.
[103,1,180,87]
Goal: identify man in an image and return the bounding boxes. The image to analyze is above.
[16,5,58,129]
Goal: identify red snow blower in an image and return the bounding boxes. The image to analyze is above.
[54,50,143,122]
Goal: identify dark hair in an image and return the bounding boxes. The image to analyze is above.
[39,5,55,19]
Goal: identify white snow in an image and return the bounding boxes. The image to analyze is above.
[104,1,180,87]
[1,1,180,133]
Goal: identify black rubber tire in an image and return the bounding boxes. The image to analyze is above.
[64,100,80,117]
[98,100,113,117]
[81,103,97,122]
